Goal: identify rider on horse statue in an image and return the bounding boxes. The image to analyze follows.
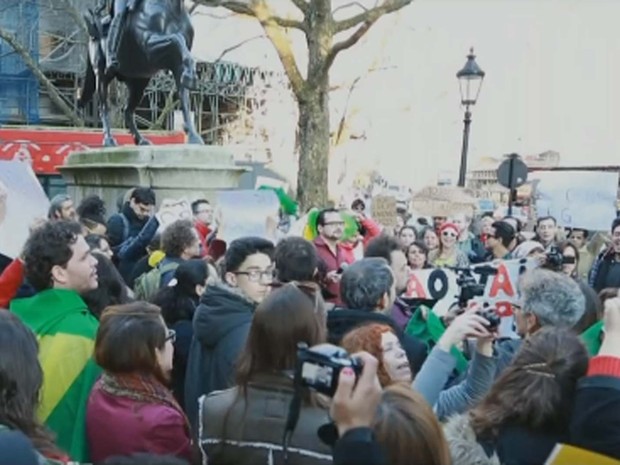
[105,0,133,74]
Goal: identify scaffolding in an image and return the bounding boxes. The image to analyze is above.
[0,0,40,124]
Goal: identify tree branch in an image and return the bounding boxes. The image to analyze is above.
[334,0,413,33]
[332,2,368,16]
[290,0,309,15]
[0,28,84,126]
[324,20,374,71]
[213,34,265,62]
[194,0,307,30]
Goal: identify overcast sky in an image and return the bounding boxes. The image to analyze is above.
[192,0,620,188]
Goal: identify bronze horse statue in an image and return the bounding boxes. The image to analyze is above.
[78,0,203,146]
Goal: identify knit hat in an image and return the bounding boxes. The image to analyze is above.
[513,240,545,259]
[439,222,460,236]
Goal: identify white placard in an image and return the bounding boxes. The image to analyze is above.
[533,170,618,231]
[216,190,280,243]
[0,161,50,258]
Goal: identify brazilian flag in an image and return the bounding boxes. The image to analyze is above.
[11,289,101,462]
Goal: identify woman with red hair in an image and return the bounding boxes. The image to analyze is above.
[342,315,496,421]
[341,324,412,387]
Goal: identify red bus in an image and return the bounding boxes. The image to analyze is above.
[0,126,185,197]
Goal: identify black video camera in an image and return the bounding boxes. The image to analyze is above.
[544,245,575,271]
[456,272,486,308]
[295,343,363,397]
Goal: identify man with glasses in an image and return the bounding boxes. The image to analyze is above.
[313,208,354,304]
[184,236,274,430]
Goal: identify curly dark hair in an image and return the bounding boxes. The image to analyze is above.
[23,220,82,292]
[161,220,197,258]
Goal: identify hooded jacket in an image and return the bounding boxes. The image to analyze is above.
[184,283,256,431]
[327,308,427,374]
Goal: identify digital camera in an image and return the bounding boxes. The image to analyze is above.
[295,343,363,397]
[476,308,501,331]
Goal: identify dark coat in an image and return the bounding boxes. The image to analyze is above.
[332,428,387,465]
[184,283,256,431]
[570,375,620,460]
[107,203,148,249]
[327,308,428,374]
[200,373,332,465]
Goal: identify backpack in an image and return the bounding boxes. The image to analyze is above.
[134,261,179,301]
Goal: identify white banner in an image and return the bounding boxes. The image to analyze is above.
[0,161,49,258]
[216,190,280,243]
[533,170,618,231]
[405,258,539,337]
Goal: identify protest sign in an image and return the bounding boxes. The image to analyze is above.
[545,444,620,465]
[0,160,49,258]
[405,258,539,337]
[532,170,618,231]
[156,197,192,229]
[216,190,280,243]
[371,195,397,228]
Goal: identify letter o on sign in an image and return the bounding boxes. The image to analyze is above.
[427,269,449,300]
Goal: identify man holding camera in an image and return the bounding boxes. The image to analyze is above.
[495,268,585,376]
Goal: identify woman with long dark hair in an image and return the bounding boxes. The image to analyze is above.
[199,283,332,465]
[443,327,588,465]
[0,311,67,464]
[152,259,209,407]
[406,240,431,270]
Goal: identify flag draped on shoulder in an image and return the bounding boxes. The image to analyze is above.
[10,288,101,463]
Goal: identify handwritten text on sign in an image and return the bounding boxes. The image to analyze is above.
[533,170,618,231]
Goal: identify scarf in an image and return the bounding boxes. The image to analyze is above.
[100,372,188,425]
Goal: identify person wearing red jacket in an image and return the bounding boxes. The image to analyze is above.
[191,199,214,257]
[0,258,24,308]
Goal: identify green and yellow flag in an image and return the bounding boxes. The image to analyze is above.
[11,289,101,463]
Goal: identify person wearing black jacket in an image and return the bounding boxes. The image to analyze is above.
[330,352,386,465]
[184,237,274,431]
[570,293,620,459]
[327,258,427,374]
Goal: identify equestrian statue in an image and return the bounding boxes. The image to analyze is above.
[78,0,203,146]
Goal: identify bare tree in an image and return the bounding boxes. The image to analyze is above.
[193,0,414,211]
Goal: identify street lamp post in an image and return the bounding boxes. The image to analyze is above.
[456,48,485,187]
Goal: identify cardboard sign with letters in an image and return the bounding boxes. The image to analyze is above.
[371,195,397,228]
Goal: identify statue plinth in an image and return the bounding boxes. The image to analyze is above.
[58,145,248,211]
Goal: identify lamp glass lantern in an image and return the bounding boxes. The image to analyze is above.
[457,47,485,107]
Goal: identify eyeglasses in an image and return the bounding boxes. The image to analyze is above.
[235,268,275,283]
[165,329,176,343]
[324,221,345,227]
[442,231,457,238]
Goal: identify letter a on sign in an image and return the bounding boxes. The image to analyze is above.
[406,275,427,299]
[489,263,515,298]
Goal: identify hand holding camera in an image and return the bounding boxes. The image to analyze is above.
[437,310,493,353]
[330,352,382,437]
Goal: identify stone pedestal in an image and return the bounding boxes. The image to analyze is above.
[58,145,248,212]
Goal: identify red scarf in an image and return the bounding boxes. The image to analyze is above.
[100,372,189,426]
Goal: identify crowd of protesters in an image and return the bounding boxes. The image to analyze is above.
[0,187,619,465]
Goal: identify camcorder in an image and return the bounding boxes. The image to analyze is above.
[295,343,363,397]
[544,245,575,271]
[453,267,501,331]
